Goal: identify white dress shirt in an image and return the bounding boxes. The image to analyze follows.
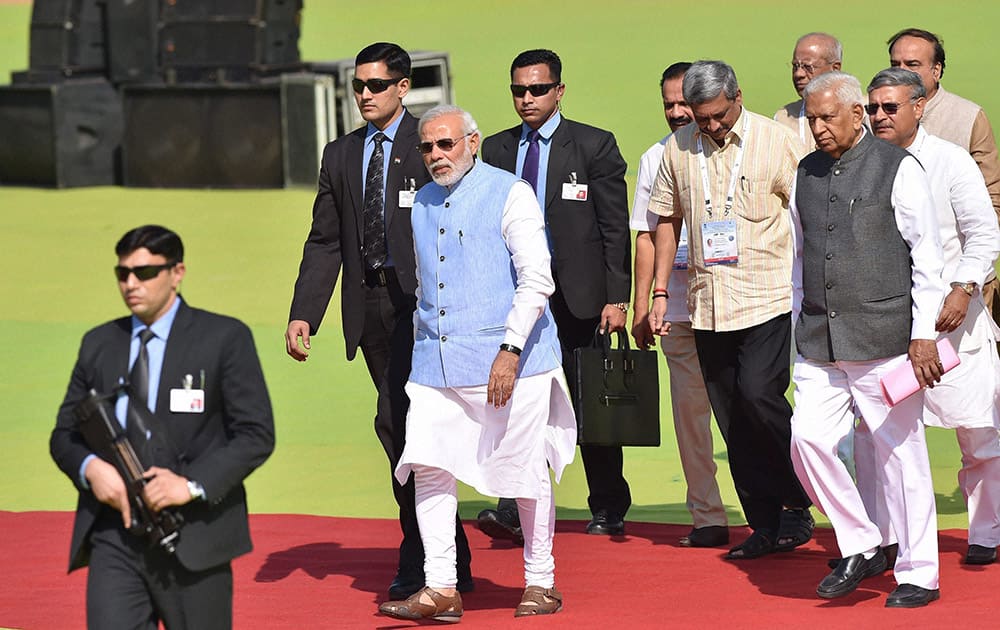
[631,136,690,322]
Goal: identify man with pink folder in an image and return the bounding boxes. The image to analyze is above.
[858,67,1000,567]
[787,71,946,608]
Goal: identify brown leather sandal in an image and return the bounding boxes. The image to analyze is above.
[514,585,563,617]
[379,586,463,623]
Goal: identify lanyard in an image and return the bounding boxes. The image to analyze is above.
[798,101,808,145]
[696,113,751,218]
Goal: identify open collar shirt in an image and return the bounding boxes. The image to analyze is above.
[647,107,805,331]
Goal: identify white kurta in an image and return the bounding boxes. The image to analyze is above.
[395,180,577,499]
[906,127,1000,429]
[631,136,691,323]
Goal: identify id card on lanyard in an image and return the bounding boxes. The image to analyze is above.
[697,114,750,266]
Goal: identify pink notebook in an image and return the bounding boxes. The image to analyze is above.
[880,338,960,407]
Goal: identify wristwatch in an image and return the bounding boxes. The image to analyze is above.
[612,302,629,313]
[187,479,206,501]
[950,281,977,296]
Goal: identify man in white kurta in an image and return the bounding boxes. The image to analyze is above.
[380,105,576,623]
[862,68,1000,566]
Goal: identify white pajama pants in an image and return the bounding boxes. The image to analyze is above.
[414,465,556,590]
[790,355,939,589]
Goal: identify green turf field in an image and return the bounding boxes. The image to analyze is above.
[1,1,995,529]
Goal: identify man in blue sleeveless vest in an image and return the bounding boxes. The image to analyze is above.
[788,71,945,607]
[379,105,578,622]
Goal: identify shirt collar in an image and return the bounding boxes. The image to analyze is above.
[519,111,561,143]
[366,108,406,144]
[907,125,929,157]
[131,295,182,342]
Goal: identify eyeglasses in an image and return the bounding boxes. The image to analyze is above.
[509,82,561,98]
[114,262,176,282]
[351,76,404,94]
[864,101,911,115]
[790,61,827,74]
[418,133,474,154]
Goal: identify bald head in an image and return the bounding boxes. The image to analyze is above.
[791,32,843,96]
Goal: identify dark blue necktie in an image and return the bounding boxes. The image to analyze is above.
[522,130,540,192]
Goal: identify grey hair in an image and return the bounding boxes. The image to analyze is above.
[802,71,865,109]
[419,104,479,137]
[796,32,843,63]
[682,60,739,105]
[866,67,926,100]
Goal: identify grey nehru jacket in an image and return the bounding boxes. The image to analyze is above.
[795,132,914,362]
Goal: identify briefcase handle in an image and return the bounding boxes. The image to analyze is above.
[590,325,635,374]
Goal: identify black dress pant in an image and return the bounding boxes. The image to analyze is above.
[359,271,471,581]
[87,509,233,630]
[693,312,810,534]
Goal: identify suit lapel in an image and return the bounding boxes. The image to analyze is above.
[157,299,193,415]
[385,113,417,232]
[495,127,519,173]
[346,129,366,245]
[546,119,572,210]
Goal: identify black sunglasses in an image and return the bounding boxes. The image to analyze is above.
[114,262,177,282]
[509,82,561,98]
[865,101,909,115]
[418,133,473,155]
[352,76,404,94]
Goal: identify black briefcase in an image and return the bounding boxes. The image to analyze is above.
[573,328,660,446]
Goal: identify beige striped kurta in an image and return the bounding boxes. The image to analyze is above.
[647,107,805,331]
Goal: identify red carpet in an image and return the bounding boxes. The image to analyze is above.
[1,511,998,629]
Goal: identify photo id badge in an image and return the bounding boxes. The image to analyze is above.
[561,183,588,201]
[674,223,690,270]
[398,190,416,208]
[170,389,205,413]
[701,219,738,266]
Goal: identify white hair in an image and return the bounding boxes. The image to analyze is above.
[802,71,864,109]
[418,104,479,137]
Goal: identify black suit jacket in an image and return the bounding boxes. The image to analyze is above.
[289,111,431,360]
[482,117,631,319]
[50,299,275,573]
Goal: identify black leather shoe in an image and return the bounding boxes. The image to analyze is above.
[827,543,896,571]
[883,542,898,567]
[680,525,729,548]
[965,544,997,565]
[585,509,625,535]
[476,509,524,545]
[885,583,940,608]
[817,550,887,599]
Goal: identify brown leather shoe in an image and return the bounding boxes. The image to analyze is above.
[514,585,563,617]
[379,586,463,623]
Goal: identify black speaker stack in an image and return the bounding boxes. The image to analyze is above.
[0,0,321,188]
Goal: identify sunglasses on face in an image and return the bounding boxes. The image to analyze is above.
[114,262,176,282]
[351,76,404,94]
[865,102,909,115]
[509,82,560,98]
[418,133,473,154]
